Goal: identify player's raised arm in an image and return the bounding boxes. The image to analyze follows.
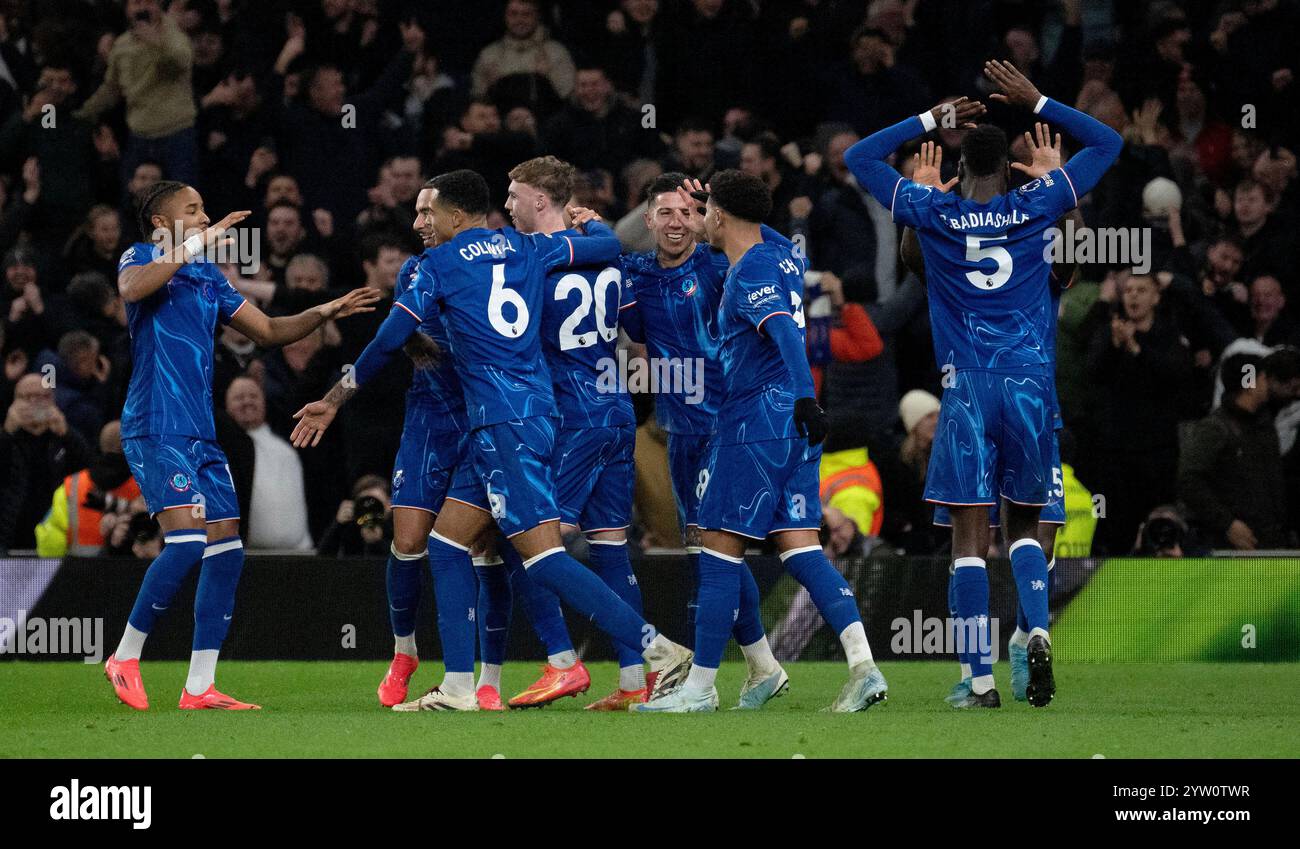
[118,208,251,303]
[228,286,381,348]
[843,97,985,211]
[983,59,1122,201]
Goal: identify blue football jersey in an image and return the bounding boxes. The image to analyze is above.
[119,242,246,440]
[392,255,467,427]
[620,244,727,436]
[398,225,621,430]
[539,231,633,429]
[714,240,809,446]
[891,170,1078,372]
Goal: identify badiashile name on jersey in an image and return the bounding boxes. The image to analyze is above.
[939,209,1032,230]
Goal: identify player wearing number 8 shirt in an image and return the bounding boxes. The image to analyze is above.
[846,60,1122,709]
[636,172,887,714]
[293,170,694,711]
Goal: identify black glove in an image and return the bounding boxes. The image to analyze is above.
[793,397,828,447]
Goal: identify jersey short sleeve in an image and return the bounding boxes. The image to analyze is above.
[118,243,154,272]
[732,263,790,333]
[216,275,246,324]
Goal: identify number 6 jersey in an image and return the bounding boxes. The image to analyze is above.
[397,223,623,430]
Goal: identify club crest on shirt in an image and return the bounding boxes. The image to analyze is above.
[169,473,192,492]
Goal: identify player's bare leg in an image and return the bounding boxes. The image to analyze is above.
[393,500,493,712]
[377,507,435,707]
[511,520,692,702]
[1005,501,1055,707]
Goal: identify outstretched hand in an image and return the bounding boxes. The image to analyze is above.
[912,141,958,192]
[322,287,382,320]
[984,59,1042,109]
[1011,122,1063,179]
[291,400,337,448]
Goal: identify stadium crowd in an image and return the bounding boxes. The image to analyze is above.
[2,0,1299,558]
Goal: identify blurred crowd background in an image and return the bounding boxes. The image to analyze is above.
[2,0,1299,560]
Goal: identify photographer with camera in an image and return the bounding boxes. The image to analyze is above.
[317,474,393,557]
[34,419,142,557]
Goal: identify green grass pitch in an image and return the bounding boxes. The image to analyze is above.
[2,660,1296,758]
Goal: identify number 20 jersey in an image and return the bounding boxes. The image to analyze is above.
[539,230,633,430]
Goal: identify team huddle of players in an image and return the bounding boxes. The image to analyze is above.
[100,60,1120,715]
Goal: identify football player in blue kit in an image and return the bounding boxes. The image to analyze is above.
[104,181,380,711]
[293,170,693,711]
[370,207,479,710]
[846,60,1122,708]
[620,172,798,710]
[479,155,645,710]
[635,172,887,714]
[908,130,1083,706]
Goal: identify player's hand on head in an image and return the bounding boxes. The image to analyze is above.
[1011,122,1063,179]
[793,397,829,447]
[984,59,1042,109]
[566,205,601,228]
[927,96,985,130]
[912,141,958,192]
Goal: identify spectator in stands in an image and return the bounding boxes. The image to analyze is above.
[739,132,814,237]
[63,206,128,283]
[541,65,662,175]
[2,248,57,360]
[37,330,112,445]
[471,0,576,105]
[224,375,313,550]
[826,26,931,138]
[268,15,425,229]
[75,0,199,186]
[34,419,141,557]
[661,118,716,181]
[1231,179,1294,293]
[874,388,941,554]
[0,373,92,555]
[0,60,118,252]
[1244,275,1300,347]
[1180,352,1290,550]
[1086,271,1195,554]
